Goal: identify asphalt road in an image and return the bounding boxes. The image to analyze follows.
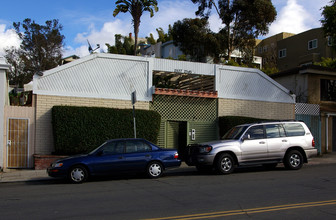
[0,164,336,220]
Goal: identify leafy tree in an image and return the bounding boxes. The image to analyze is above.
[178,54,187,61]
[191,0,276,60]
[6,18,64,86]
[146,33,156,44]
[172,18,218,62]
[314,57,336,69]
[321,0,336,51]
[106,34,134,55]
[4,47,26,87]
[113,0,159,55]
[145,25,173,45]
[262,66,279,75]
[156,25,173,43]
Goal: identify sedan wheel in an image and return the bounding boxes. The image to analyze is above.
[216,153,234,174]
[284,150,303,170]
[147,162,163,178]
[69,165,88,183]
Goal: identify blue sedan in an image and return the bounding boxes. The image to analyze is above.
[47,138,181,183]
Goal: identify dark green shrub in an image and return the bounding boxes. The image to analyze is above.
[219,116,269,138]
[52,106,161,155]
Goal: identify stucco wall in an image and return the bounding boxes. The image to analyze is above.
[218,98,295,119]
[4,106,35,169]
[35,95,150,154]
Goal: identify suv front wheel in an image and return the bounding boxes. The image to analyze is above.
[284,150,303,170]
[215,153,235,174]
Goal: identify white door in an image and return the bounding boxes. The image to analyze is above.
[240,125,268,161]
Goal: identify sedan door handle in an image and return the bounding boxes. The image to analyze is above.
[118,156,124,159]
[282,140,288,142]
[259,141,266,144]
[145,154,151,158]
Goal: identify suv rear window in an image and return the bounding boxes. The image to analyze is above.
[283,123,306,137]
[265,124,286,138]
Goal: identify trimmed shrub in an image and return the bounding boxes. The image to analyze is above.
[219,116,269,138]
[52,106,161,155]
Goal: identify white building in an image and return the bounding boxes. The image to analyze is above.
[2,53,294,169]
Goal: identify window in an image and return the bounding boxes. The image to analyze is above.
[102,141,124,154]
[321,79,336,101]
[263,46,268,52]
[125,140,152,153]
[222,126,248,140]
[244,125,265,140]
[265,124,286,138]
[279,49,286,58]
[283,123,305,137]
[125,141,138,153]
[327,36,333,46]
[308,39,318,50]
[134,140,152,152]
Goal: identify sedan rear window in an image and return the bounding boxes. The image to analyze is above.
[283,123,306,137]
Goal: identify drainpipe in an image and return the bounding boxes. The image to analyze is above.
[325,113,336,152]
[326,114,329,152]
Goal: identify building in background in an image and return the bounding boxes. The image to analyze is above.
[256,28,335,72]
[272,65,336,154]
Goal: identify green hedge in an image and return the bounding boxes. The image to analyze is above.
[52,106,161,155]
[219,116,269,138]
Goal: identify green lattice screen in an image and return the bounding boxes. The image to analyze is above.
[151,95,217,121]
[151,95,218,148]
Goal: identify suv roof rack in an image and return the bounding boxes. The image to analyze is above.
[255,120,303,124]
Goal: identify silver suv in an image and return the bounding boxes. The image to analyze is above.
[185,121,317,174]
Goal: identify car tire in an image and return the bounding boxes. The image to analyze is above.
[284,150,303,170]
[68,165,88,183]
[215,153,235,174]
[147,161,163,178]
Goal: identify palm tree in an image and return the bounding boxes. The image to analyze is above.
[113,0,159,55]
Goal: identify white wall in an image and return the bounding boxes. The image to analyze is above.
[0,57,10,170]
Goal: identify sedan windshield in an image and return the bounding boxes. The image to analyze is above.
[222,126,248,140]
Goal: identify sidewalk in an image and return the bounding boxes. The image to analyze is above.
[1,153,335,183]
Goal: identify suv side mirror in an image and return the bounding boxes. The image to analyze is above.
[242,134,250,141]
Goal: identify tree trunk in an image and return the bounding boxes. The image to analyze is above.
[133,16,141,56]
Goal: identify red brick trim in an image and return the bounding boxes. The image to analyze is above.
[155,88,218,98]
[34,154,68,170]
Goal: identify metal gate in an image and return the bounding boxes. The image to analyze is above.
[151,95,218,148]
[7,118,30,168]
[166,121,180,149]
[295,103,321,154]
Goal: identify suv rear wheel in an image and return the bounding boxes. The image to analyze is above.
[284,150,303,170]
[215,153,235,174]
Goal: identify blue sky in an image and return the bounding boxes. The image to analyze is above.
[0,0,331,58]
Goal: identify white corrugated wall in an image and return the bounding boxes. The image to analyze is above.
[34,53,294,104]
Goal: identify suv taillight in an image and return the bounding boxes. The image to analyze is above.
[174,152,179,159]
[312,138,315,147]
